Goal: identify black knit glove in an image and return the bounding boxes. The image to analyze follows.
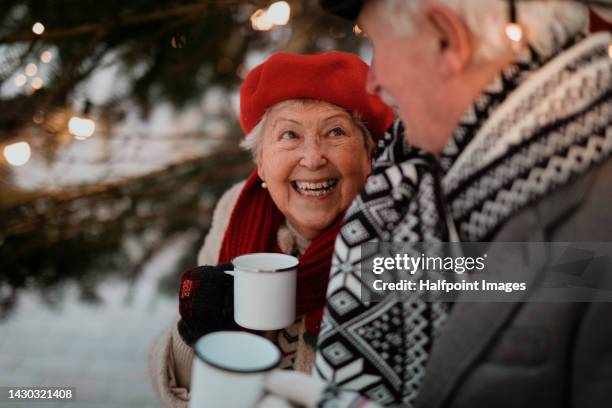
[177,262,238,346]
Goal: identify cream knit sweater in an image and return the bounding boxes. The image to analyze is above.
[147,181,316,408]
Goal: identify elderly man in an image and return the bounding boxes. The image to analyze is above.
[259,1,612,407]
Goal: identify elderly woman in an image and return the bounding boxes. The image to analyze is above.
[148,51,394,408]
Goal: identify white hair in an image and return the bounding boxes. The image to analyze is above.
[378,0,589,61]
[240,99,375,162]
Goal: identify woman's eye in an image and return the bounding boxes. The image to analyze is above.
[280,131,298,140]
[329,127,346,137]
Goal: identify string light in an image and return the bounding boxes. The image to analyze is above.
[251,10,272,31]
[250,1,291,31]
[3,142,31,166]
[267,1,290,25]
[41,50,53,63]
[171,35,187,49]
[32,22,45,35]
[14,74,27,87]
[25,63,38,76]
[504,0,523,45]
[69,116,96,140]
[31,77,43,90]
[505,23,523,43]
[353,25,362,35]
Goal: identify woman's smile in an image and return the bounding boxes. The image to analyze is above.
[291,178,339,197]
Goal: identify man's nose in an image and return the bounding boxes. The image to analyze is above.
[300,141,327,169]
[366,68,380,95]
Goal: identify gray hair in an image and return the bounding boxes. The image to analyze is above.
[240,99,376,163]
[377,0,588,61]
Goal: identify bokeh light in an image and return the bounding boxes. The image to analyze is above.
[32,22,45,35]
[4,141,32,166]
[68,116,96,140]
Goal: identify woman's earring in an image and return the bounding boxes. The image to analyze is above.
[261,181,267,189]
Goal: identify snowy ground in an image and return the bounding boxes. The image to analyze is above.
[0,232,197,408]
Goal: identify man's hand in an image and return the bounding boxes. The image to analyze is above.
[257,370,384,408]
[257,371,325,408]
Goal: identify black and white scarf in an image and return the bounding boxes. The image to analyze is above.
[314,32,612,407]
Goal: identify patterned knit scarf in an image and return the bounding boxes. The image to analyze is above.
[218,169,344,334]
[315,31,612,407]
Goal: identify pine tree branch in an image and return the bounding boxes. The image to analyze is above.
[2,146,247,205]
[0,1,246,44]
[0,148,251,238]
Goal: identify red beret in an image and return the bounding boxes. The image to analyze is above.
[239,51,394,141]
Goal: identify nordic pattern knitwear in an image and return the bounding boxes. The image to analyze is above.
[314,32,612,407]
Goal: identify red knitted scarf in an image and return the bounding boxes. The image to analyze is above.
[218,170,343,335]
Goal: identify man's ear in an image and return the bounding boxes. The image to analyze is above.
[424,4,473,76]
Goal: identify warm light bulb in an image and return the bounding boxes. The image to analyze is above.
[41,50,53,63]
[505,23,523,43]
[25,63,38,76]
[3,142,31,166]
[31,77,43,90]
[14,74,27,87]
[32,22,45,35]
[68,116,96,140]
[251,9,273,31]
[267,1,290,26]
[353,24,362,35]
[251,1,291,31]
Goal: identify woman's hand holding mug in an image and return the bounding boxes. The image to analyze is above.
[177,262,238,346]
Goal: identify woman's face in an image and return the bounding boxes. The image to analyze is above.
[257,100,371,240]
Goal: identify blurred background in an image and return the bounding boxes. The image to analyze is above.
[0,1,369,406]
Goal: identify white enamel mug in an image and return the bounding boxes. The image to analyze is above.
[226,253,299,330]
[189,331,281,408]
